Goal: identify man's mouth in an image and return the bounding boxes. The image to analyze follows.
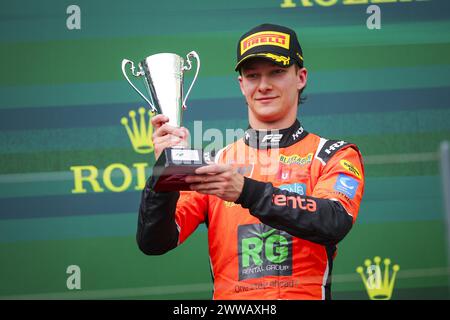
[255,96,278,103]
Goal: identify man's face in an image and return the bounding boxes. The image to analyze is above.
[238,59,307,125]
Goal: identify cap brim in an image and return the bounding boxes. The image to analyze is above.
[235,53,293,71]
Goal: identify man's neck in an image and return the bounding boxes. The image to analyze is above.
[249,117,297,130]
[248,108,299,130]
[249,118,297,131]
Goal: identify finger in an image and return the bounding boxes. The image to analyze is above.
[151,114,170,129]
[182,127,190,137]
[170,126,188,139]
[176,140,188,148]
[153,124,186,139]
[154,135,183,150]
[153,137,181,154]
[153,123,176,139]
[195,164,229,175]
[190,182,223,193]
[185,174,226,184]
[153,134,173,146]
[153,135,185,160]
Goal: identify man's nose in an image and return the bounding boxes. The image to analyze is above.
[258,76,272,92]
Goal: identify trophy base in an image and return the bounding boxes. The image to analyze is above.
[152,147,209,192]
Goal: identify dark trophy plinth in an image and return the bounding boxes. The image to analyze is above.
[152,148,208,191]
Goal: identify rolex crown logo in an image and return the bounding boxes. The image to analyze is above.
[121,107,155,154]
[356,256,400,300]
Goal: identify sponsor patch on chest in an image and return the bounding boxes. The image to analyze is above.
[238,224,293,280]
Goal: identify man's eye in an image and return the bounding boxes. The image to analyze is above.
[245,73,258,79]
[273,69,285,74]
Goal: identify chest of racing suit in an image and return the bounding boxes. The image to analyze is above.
[137,120,365,300]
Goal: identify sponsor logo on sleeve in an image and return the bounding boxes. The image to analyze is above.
[340,159,361,179]
[279,183,306,195]
[329,191,352,202]
[334,174,360,199]
[272,194,316,212]
[325,140,346,155]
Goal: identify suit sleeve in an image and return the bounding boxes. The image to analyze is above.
[235,146,365,246]
[312,146,365,222]
[136,176,208,255]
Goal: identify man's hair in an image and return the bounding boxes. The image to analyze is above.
[294,64,307,106]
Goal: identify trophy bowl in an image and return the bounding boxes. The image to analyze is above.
[121,51,208,191]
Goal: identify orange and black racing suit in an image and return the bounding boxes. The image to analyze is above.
[137,119,365,300]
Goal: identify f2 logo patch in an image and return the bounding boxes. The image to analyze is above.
[262,134,283,144]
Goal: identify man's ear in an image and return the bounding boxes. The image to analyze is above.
[297,67,308,91]
[238,75,245,95]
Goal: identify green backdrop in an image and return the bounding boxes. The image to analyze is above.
[1,0,449,299]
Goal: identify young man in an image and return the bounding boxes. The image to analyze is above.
[137,24,365,300]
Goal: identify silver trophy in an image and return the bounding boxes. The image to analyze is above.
[121,51,206,192]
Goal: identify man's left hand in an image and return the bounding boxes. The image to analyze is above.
[185,164,244,202]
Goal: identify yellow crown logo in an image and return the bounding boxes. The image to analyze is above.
[356,256,400,300]
[121,107,155,154]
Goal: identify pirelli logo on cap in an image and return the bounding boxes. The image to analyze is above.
[240,31,290,55]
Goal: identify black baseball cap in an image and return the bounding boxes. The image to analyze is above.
[235,23,304,72]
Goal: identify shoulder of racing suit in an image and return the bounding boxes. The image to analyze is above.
[314,138,359,166]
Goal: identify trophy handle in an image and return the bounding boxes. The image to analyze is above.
[121,59,158,113]
[182,51,200,110]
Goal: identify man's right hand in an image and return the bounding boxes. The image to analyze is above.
[151,114,190,160]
